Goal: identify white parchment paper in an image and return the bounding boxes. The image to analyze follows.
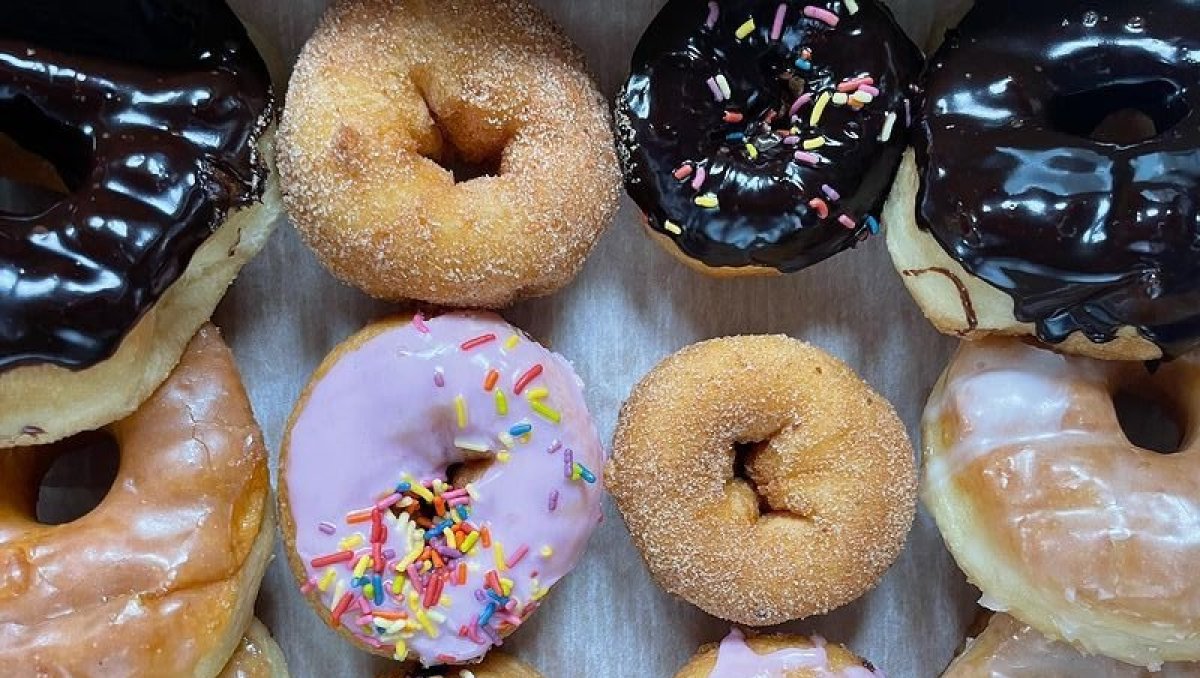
[212,1,977,675]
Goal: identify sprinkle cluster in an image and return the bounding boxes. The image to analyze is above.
[298,315,597,663]
[666,1,888,240]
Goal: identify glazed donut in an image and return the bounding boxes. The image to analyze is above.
[614,0,922,277]
[886,1,1200,360]
[379,652,543,678]
[0,325,275,677]
[675,629,882,678]
[607,336,916,625]
[923,338,1200,666]
[943,613,1200,678]
[0,0,281,448]
[218,620,290,678]
[279,0,621,308]
[280,312,605,666]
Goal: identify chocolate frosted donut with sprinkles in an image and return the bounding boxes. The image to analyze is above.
[280,312,604,667]
[615,0,922,276]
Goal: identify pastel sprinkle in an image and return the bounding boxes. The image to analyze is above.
[513,364,543,395]
[529,400,562,423]
[412,314,430,334]
[483,369,499,392]
[547,440,563,455]
[803,5,840,26]
[563,449,574,479]
[810,91,831,126]
[706,77,723,101]
[794,57,812,70]
[859,84,881,97]
[771,3,787,40]
[495,389,508,415]
[318,521,336,535]
[507,545,530,568]
[706,0,719,28]
[548,490,560,512]
[318,568,337,592]
[837,77,874,93]
[832,92,850,106]
[852,90,874,104]
[493,542,507,572]
[802,137,826,150]
[866,215,881,234]
[723,110,744,123]
[433,369,445,388]
[794,151,820,165]
[735,17,756,39]
[541,546,554,558]
[809,198,831,219]
[673,164,693,180]
[691,165,708,191]
[789,93,813,116]
[574,463,597,484]
[821,184,841,201]
[459,333,496,351]
[339,533,363,550]
[695,193,720,209]
[509,422,533,437]
[838,214,857,229]
[879,111,898,142]
[504,334,520,350]
[311,551,354,568]
[745,143,759,160]
[715,74,732,100]
[846,0,860,14]
[454,395,468,429]
[664,220,683,236]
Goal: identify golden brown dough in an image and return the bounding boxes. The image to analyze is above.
[218,619,290,678]
[675,631,880,678]
[608,336,916,625]
[0,325,275,677]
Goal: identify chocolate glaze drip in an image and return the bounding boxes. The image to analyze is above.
[915,0,1200,357]
[615,0,921,272]
[0,0,274,371]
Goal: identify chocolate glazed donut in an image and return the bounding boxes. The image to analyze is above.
[0,0,275,370]
[910,1,1200,357]
[615,0,922,275]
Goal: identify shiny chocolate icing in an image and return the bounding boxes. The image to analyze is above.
[0,0,274,371]
[915,0,1200,356]
[615,0,922,272]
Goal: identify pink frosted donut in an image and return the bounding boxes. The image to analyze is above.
[279,312,605,666]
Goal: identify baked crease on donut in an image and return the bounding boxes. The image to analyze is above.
[886,1,1200,360]
[607,336,916,625]
[281,313,604,665]
[943,613,1200,678]
[674,628,884,678]
[279,0,621,308]
[0,0,281,448]
[616,0,922,277]
[923,338,1200,666]
[217,619,290,678]
[0,325,275,677]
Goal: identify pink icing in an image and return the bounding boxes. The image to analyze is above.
[285,312,605,665]
[709,629,885,678]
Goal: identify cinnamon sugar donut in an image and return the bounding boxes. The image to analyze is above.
[943,613,1200,678]
[218,620,290,678]
[608,336,916,625]
[923,338,1200,666]
[279,0,621,308]
[0,325,275,677]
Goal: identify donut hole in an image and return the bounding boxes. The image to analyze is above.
[430,143,503,184]
[1048,79,1190,145]
[1114,388,1184,455]
[0,98,90,215]
[34,431,120,525]
[731,440,774,518]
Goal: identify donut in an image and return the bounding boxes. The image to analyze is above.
[0,0,281,448]
[943,613,1200,678]
[675,629,883,678]
[614,0,922,277]
[218,620,290,678]
[607,336,916,625]
[379,652,543,678]
[0,325,275,676]
[885,1,1200,360]
[923,337,1200,666]
[280,312,605,666]
[278,0,621,308]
